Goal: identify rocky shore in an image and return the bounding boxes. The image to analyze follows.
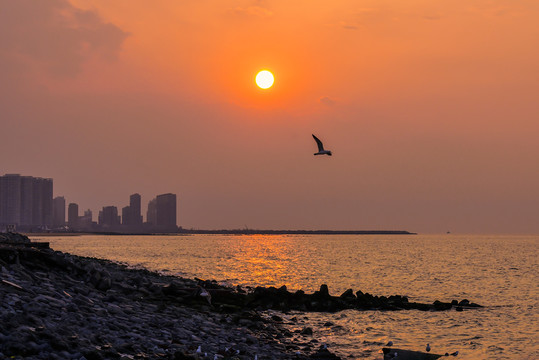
[0,233,480,359]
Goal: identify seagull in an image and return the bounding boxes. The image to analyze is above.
[312,134,332,156]
[426,344,431,352]
[386,341,393,347]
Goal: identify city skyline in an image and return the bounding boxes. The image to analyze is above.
[2,1,539,233]
[0,173,178,232]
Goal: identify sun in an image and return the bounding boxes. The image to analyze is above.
[255,70,274,89]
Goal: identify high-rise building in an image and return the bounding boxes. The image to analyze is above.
[40,178,53,227]
[130,193,143,225]
[68,203,79,228]
[99,206,120,228]
[156,193,176,229]
[0,174,22,225]
[146,193,177,231]
[79,209,93,230]
[122,193,143,228]
[146,199,157,226]
[53,196,66,227]
[121,206,131,226]
[0,174,53,228]
[20,176,34,225]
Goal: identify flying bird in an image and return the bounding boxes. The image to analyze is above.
[312,134,332,156]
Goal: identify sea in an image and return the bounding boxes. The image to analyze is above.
[35,234,538,359]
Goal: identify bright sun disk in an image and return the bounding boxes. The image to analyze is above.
[256,70,274,89]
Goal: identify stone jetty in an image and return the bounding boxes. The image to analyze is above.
[0,233,481,359]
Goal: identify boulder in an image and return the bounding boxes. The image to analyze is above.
[339,289,355,299]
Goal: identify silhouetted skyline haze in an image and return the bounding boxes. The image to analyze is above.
[2,1,539,233]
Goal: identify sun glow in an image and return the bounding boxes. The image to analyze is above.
[255,70,274,89]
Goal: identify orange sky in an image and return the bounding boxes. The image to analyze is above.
[2,0,539,233]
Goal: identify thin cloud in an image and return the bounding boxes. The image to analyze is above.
[231,6,273,18]
[319,96,337,107]
[423,14,443,21]
[0,0,129,78]
[340,22,359,30]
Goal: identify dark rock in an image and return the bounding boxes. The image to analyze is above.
[433,300,452,311]
[174,351,197,359]
[317,284,330,297]
[96,276,112,291]
[0,232,31,243]
[83,349,104,360]
[309,348,340,359]
[162,282,180,296]
[339,289,355,299]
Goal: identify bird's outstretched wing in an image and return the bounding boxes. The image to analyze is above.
[312,134,325,151]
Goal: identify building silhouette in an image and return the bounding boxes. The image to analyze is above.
[0,174,53,230]
[146,198,156,226]
[145,193,177,232]
[130,193,143,225]
[156,193,176,229]
[99,206,120,229]
[53,196,66,227]
[121,206,131,226]
[68,203,79,229]
[144,193,177,232]
[1,173,178,234]
[121,193,143,230]
[78,209,93,230]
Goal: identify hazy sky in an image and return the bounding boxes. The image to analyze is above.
[2,0,539,233]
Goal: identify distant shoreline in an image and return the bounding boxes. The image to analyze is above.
[24,229,416,236]
[179,229,417,235]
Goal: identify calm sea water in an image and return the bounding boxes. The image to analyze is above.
[37,234,538,359]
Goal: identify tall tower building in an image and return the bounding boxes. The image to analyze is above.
[156,193,177,230]
[53,196,66,227]
[20,176,34,225]
[121,206,131,226]
[0,174,22,226]
[68,203,79,229]
[30,177,53,227]
[129,193,142,225]
[0,174,53,228]
[99,206,120,228]
[146,199,157,226]
[40,178,53,227]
